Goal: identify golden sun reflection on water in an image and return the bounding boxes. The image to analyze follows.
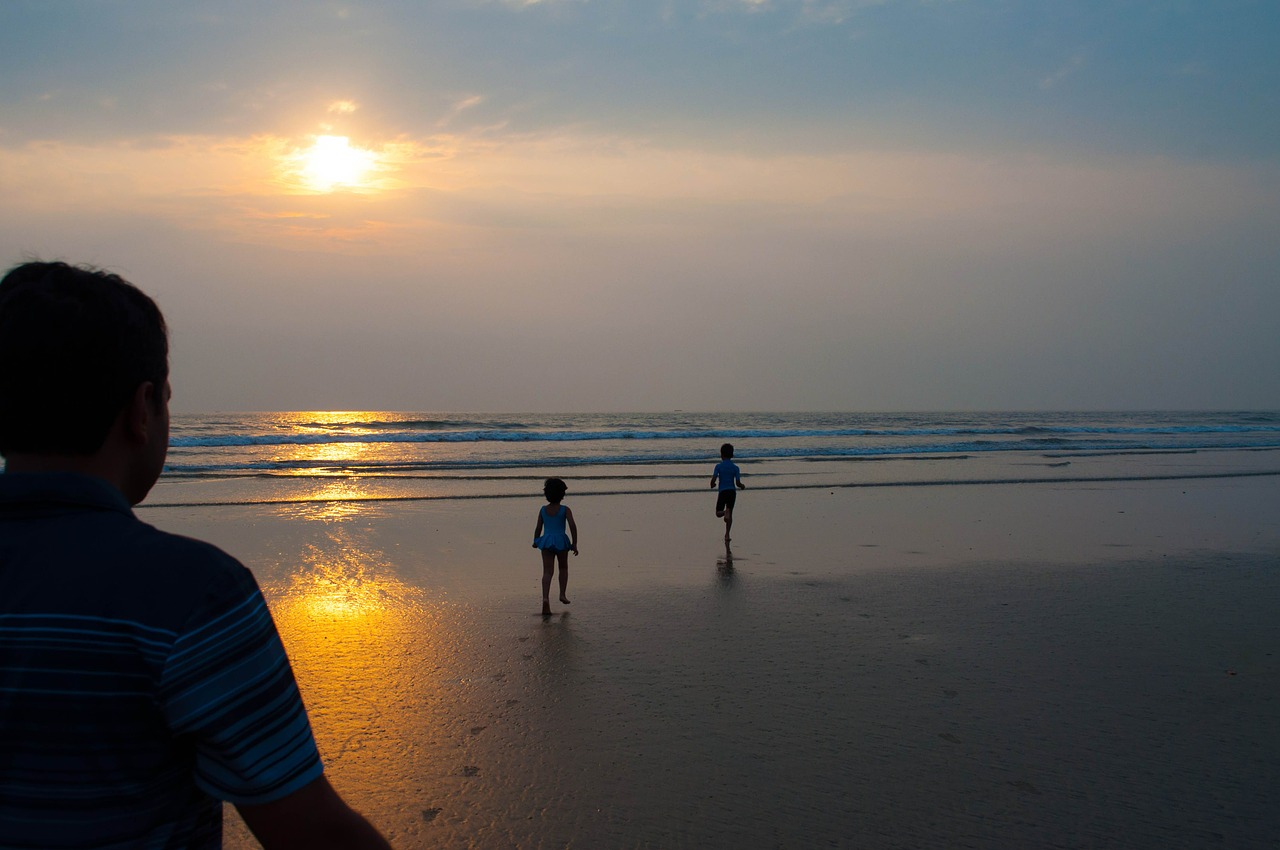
[253,411,464,512]
[267,413,394,516]
[279,480,378,521]
[292,410,385,432]
[277,411,385,473]
[264,528,456,823]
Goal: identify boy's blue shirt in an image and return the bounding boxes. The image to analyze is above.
[713,459,741,491]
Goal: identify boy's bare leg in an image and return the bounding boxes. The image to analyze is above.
[723,508,732,541]
[557,551,571,604]
[541,550,555,615]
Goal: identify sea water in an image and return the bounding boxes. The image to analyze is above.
[153,410,1280,508]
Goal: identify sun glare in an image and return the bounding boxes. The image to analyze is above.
[296,135,378,192]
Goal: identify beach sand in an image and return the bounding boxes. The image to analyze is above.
[143,472,1280,849]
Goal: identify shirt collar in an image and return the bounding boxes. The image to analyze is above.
[0,471,133,515]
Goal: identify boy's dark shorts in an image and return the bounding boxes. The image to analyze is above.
[716,489,737,513]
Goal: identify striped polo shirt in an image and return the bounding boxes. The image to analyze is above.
[0,472,323,849]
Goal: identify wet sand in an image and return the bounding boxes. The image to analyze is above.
[144,473,1280,848]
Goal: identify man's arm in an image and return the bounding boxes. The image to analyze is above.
[160,558,390,849]
[237,775,392,850]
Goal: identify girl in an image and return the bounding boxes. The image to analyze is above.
[532,477,578,615]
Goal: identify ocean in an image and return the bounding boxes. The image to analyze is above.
[153,410,1280,508]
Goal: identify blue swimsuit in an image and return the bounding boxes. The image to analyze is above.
[534,505,572,552]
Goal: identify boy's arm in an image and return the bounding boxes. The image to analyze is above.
[709,474,718,488]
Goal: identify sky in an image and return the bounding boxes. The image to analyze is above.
[2,0,1278,412]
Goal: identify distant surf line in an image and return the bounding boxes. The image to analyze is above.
[141,468,1280,509]
[159,455,974,478]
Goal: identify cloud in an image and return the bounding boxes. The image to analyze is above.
[711,0,888,22]
[487,0,584,7]
[1040,54,1087,90]
[438,95,485,128]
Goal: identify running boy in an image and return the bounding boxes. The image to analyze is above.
[710,442,746,541]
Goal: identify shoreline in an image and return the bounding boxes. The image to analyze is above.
[143,466,1280,509]
[145,443,1280,509]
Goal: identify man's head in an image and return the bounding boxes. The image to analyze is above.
[0,261,169,459]
[720,442,734,459]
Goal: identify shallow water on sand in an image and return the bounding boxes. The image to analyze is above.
[140,474,1280,849]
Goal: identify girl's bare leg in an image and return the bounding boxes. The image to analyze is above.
[557,550,571,604]
[541,550,556,615]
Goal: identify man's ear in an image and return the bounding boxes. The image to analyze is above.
[124,382,158,444]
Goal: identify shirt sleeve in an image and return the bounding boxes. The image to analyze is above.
[159,560,323,805]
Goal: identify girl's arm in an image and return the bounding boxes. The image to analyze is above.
[533,510,543,546]
[566,507,579,554]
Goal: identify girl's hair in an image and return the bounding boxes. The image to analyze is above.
[543,477,568,501]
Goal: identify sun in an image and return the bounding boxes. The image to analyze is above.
[296,135,378,192]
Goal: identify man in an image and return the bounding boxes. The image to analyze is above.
[0,262,392,848]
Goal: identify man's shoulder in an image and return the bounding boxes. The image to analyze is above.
[111,522,263,622]
[133,522,251,582]
[1,481,259,629]
[1,472,242,566]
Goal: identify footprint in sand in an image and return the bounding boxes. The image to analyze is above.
[943,689,958,698]
[938,733,961,744]
[421,808,442,823]
[461,766,480,777]
[470,726,487,735]
[1008,780,1041,795]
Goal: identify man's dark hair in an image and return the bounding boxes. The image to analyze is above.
[0,261,168,457]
